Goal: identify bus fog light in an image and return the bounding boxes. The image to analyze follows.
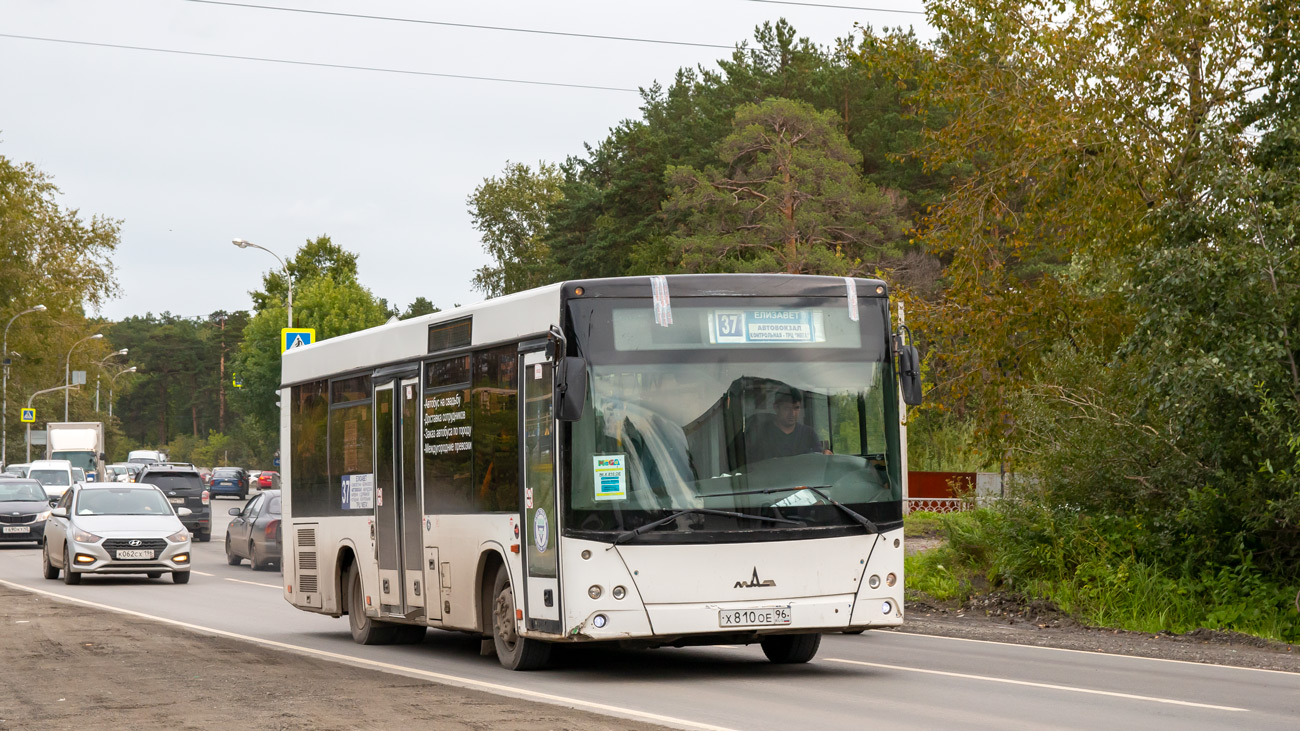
[612,585,626,600]
[885,573,897,587]
[868,574,881,589]
[881,600,893,615]
[588,585,603,600]
[592,614,607,628]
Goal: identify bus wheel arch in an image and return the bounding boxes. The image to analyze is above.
[336,546,357,617]
[476,549,506,636]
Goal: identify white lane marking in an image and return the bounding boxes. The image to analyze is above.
[826,657,1248,712]
[191,570,214,576]
[875,629,1300,676]
[0,578,739,731]
[224,577,280,589]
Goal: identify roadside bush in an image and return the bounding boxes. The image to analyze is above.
[906,504,1300,643]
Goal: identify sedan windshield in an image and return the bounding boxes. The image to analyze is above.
[76,488,173,516]
[0,481,47,501]
[29,469,70,487]
[565,297,901,542]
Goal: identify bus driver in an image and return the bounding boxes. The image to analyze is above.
[742,386,828,462]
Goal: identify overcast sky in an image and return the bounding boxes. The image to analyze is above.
[2,0,932,321]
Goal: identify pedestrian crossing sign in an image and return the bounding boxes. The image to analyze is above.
[282,328,316,353]
[20,408,35,423]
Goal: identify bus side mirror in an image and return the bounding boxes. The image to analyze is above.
[555,356,588,422]
[898,344,923,406]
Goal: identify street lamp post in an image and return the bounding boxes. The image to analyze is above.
[3,304,47,468]
[28,383,79,462]
[65,333,103,421]
[107,366,137,420]
[94,349,129,412]
[232,238,293,329]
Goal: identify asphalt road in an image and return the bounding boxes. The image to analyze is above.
[1,495,1297,731]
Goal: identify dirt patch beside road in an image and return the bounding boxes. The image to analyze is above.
[0,583,668,731]
[894,593,1300,673]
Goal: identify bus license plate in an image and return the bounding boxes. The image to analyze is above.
[115,550,154,560]
[168,498,185,505]
[719,606,792,627]
[2,526,30,533]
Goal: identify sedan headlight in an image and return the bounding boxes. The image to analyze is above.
[36,510,52,522]
[165,529,190,543]
[72,529,103,543]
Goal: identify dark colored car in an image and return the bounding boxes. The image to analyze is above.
[0,479,52,544]
[225,490,281,570]
[136,464,211,542]
[208,467,249,499]
[256,471,280,489]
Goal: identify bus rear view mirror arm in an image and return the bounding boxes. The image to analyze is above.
[556,356,588,421]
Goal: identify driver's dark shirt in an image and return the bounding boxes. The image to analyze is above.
[744,421,821,461]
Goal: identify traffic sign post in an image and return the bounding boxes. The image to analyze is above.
[282,328,316,353]
[20,408,34,423]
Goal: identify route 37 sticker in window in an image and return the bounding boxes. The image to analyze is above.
[592,454,626,501]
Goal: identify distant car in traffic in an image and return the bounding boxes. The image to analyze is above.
[136,463,211,542]
[208,467,249,499]
[27,459,76,501]
[256,471,280,489]
[0,479,52,544]
[72,467,87,483]
[106,463,142,483]
[225,489,282,570]
[41,482,192,584]
[3,463,31,478]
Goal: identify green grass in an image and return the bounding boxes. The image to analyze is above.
[903,507,1300,643]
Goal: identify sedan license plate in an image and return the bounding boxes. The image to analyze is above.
[168,498,185,505]
[719,606,792,627]
[115,549,154,560]
[2,526,30,533]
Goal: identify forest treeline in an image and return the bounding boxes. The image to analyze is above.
[4,1,1297,639]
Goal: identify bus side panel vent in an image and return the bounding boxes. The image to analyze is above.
[299,574,318,594]
[299,551,318,571]
[298,528,316,547]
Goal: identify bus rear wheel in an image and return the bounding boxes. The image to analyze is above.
[761,633,822,664]
[346,563,396,645]
[491,567,551,670]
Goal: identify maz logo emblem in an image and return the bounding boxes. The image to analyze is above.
[734,567,776,588]
[128,539,143,547]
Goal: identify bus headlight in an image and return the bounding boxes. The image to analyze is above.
[881,600,893,615]
[885,573,897,587]
[612,586,626,600]
[588,585,602,600]
[868,575,881,589]
[592,614,608,628]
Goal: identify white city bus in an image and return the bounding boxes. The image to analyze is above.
[279,274,921,669]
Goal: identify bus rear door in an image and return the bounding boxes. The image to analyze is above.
[373,373,426,621]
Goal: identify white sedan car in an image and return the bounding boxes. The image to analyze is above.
[42,483,193,585]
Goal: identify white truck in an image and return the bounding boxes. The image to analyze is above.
[45,422,106,482]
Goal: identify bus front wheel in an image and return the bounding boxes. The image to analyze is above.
[346,563,396,645]
[761,633,821,664]
[491,567,551,670]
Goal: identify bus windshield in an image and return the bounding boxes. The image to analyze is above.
[565,297,902,542]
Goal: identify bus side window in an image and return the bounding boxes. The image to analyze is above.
[472,345,519,513]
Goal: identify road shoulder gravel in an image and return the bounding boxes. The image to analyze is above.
[0,583,668,730]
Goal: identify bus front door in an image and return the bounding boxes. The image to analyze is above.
[520,348,561,634]
[373,376,426,621]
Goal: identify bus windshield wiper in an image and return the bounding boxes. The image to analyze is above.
[715,485,880,535]
[608,508,800,548]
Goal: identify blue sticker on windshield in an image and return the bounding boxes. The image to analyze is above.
[593,455,627,501]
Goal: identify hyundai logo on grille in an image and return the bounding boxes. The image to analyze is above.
[128,539,143,547]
